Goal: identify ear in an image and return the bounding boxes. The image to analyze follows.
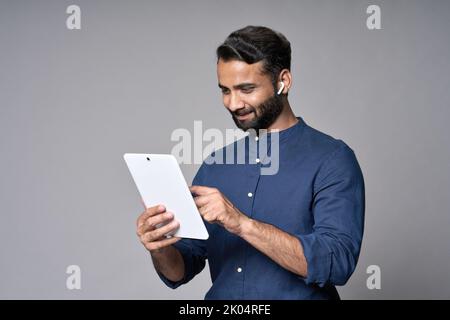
[277,69,292,95]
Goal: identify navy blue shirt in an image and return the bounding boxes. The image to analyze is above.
[159,117,365,299]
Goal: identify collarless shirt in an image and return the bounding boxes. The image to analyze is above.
[158,116,365,300]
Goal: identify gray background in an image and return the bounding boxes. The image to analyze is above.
[1,0,449,299]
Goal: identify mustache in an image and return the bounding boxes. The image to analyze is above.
[232,107,255,117]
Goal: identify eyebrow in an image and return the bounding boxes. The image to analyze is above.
[218,82,256,90]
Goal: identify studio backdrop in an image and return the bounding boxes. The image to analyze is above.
[1,0,449,299]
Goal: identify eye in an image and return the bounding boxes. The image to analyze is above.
[241,87,255,94]
[221,89,230,95]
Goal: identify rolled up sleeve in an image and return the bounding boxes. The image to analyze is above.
[157,238,207,289]
[296,144,365,287]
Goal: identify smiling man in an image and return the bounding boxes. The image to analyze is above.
[136,26,365,299]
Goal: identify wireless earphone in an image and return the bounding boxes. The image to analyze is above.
[277,82,285,95]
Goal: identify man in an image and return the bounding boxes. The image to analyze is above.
[136,26,365,299]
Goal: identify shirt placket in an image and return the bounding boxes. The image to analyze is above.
[237,135,264,297]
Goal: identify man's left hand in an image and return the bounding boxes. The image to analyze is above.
[189,185,248,235]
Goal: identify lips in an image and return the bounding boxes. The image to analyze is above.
[236,111,253,121]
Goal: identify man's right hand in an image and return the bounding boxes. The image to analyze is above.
[136,205,181,253]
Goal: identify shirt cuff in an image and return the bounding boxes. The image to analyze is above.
[296,233,332,287]
[156,240,196,289]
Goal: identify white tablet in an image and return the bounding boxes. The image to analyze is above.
[123,153,209,240]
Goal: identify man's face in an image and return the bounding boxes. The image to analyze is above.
[217,59,284,131]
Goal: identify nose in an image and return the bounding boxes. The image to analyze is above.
[226,92,245,112]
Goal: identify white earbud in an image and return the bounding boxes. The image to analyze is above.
[277,82,285,95]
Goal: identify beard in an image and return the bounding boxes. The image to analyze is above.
[230,93,284,131]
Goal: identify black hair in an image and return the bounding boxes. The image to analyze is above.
[216,26,291,87]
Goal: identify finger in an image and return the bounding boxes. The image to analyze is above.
[143,220,180,242]
[138,211,174,235]
[199,207,221,226]
[137,204,166,227]
[189,185,217,196]
[198,205,212,221]
[145,237,181,252]
[193,194,211,208]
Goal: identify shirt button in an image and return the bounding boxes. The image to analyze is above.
[237,267,243,273]
[247,192,253,198]
[255,136,259,141]
[255,158,260,163]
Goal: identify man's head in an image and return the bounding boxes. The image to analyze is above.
[216,26,292,131]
